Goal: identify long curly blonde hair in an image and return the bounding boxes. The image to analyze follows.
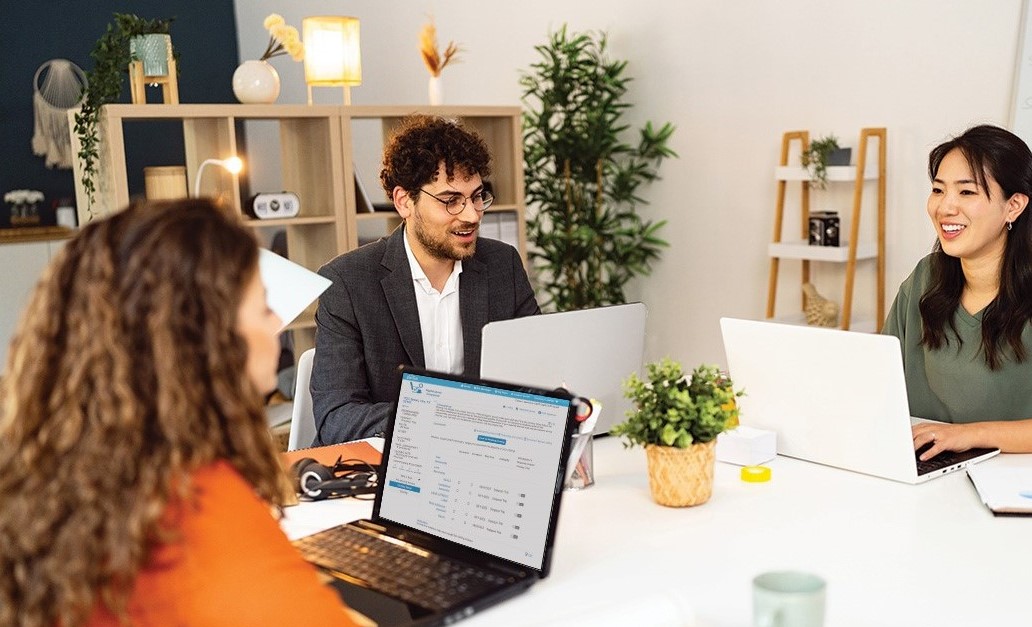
[0,199,289,627]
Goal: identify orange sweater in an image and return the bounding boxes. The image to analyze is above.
[87,461,357,627]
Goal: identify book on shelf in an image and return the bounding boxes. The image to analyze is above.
[353,167,374,213]
[480,211,519,250]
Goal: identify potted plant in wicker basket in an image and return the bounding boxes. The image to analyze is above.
[611,359,741,507]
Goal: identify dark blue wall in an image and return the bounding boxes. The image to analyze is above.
[0,1,239,225]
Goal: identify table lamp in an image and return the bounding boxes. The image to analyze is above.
[194,156,243,198]
[303,16,361,105]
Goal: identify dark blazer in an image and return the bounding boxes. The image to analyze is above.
[311,226,540,444]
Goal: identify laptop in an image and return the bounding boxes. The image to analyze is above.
[293,366,582,626]
[719,317,999,484]
[480,302,648,434]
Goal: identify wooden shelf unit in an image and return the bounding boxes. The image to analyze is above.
[765,128,887,330]
[67,104,528,351]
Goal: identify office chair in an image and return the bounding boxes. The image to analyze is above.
[287,348,317,451]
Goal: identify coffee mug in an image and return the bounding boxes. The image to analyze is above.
[753,570,826,627]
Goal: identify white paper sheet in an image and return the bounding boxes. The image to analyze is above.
[257,248,332,331]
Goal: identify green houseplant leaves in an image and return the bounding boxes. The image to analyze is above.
[73,14,175,217]
[612,359,741,449]
[520,26,676,311]
[800,134,840,189]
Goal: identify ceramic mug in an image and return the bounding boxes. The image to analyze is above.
[753,570,826,627]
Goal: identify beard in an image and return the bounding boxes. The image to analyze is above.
[410,208,478,261]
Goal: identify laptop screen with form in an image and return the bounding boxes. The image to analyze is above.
[376,371,573,570]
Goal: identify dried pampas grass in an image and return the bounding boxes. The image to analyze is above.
[420,20,461,77]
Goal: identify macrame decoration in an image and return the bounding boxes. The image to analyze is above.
[32,59,87,169]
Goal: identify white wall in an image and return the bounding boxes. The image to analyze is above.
[235,0,1025,368]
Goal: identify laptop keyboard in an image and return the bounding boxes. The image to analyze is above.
[293,524,517,611]
[914,445,995,476]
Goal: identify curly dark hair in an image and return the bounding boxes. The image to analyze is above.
[379,115,492,201]
[0,199,290,627]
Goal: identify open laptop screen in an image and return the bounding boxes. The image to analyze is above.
[376,371,574,570]
[480,302,647,434]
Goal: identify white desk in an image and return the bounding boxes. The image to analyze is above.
[282,437,1032,627]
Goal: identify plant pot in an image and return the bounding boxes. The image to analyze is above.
[644,440,716,507]
[130,34,172,76]
[827,147,851,167]
[232,60,280,104]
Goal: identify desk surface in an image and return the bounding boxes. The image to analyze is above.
[282,437,1032,627]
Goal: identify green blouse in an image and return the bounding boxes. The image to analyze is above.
[883,254,1032,423]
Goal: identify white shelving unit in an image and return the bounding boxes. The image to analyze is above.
[773,163,879,182]
[765,128,887,330]
[767,240,878,263]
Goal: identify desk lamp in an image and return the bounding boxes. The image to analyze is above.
[194,157,243,198]
[303,16,361,105]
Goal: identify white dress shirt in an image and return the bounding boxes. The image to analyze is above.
[403,230,464,374]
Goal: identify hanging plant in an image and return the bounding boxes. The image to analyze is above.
[73,13,175,219]
[520,25,676,311]
[801,134,840,189]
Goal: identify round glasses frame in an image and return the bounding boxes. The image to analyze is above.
[418,188,495,215]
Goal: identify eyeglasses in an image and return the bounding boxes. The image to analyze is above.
[418,188,495,215]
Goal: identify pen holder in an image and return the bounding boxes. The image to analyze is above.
[564,432,595,490]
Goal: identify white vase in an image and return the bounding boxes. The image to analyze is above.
[232,60,280,104]
[428,75,443,106]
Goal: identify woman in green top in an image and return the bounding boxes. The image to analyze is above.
[885,124,1032,460]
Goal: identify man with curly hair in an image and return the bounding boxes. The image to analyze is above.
[311,115,540,443]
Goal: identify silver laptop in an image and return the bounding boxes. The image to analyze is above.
[719,317,999,484]
[480,303,648,434]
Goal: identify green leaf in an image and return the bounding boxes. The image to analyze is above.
[520,24,676,312]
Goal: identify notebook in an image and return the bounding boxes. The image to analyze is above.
[719,318,999,484]
[480,302,648,434]
[967,464,1032,516]
[293,366,582,626]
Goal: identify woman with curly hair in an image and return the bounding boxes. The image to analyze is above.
[0,199,359,626]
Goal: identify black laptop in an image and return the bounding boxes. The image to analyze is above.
[293,366,582,626]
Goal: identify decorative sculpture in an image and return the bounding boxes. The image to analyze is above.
[803,283,840,327]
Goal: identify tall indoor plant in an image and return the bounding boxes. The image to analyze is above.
[520,26,676,311]
[74,13,175,217]
[611,359,741,507]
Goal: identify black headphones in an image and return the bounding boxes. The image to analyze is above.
[290,457,379,501]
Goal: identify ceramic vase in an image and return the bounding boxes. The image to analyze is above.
[233,60,280,104]
[644,440,717,507]
[130,34,171,76]
[428,75,443,106]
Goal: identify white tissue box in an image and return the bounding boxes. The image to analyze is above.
[716,426,777,466]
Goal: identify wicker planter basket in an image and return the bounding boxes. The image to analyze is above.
[645,440,717,507]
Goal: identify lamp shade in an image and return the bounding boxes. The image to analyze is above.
[303,16,361,86]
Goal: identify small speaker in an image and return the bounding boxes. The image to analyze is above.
[248,192,301,219]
